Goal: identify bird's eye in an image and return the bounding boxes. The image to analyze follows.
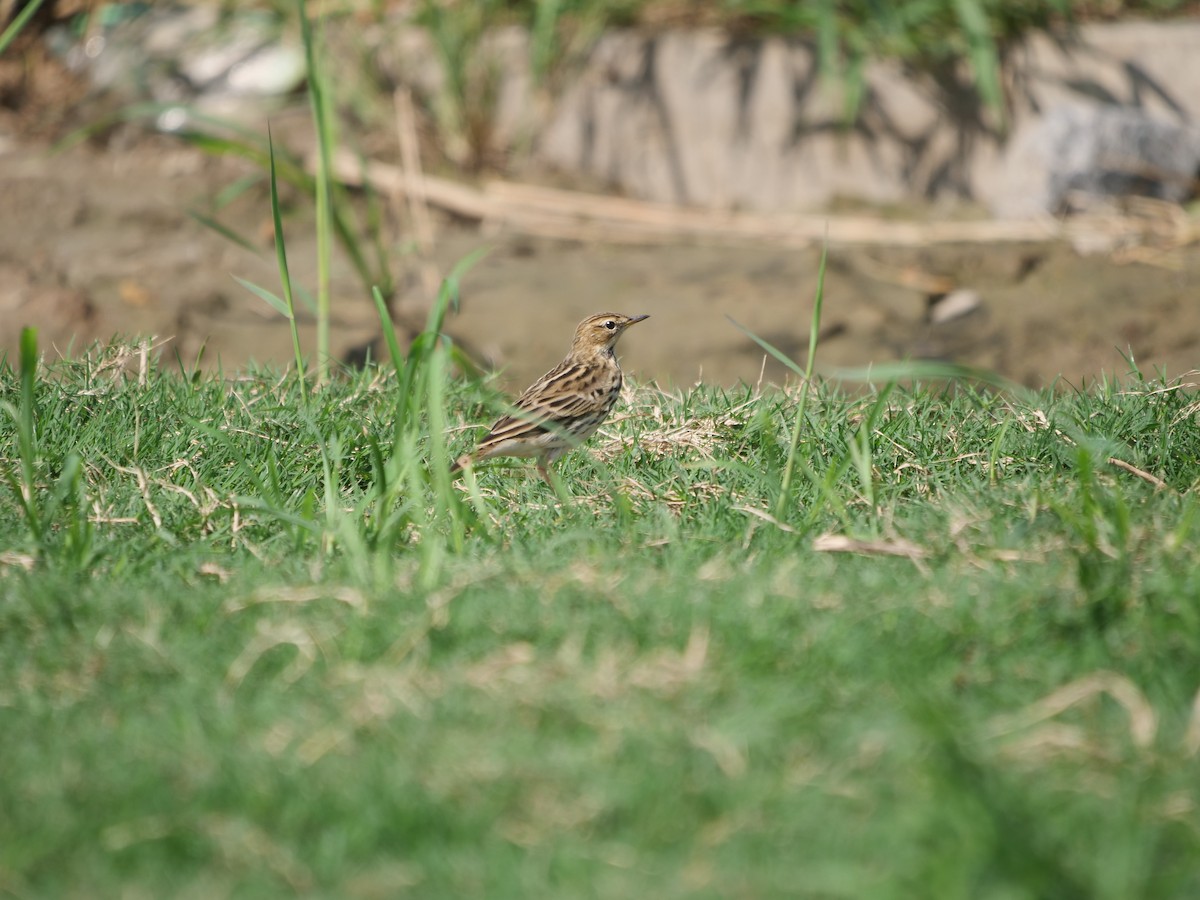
[604,320,616,330]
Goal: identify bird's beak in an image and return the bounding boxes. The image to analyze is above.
[628,315,650,325]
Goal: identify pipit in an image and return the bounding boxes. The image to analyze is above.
[451,312,650,480]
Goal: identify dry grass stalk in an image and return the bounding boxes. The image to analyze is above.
[393,87,442,303]
[1106,457,1169,491]
[322,150,1200,253]
[812,533,930,560]
[988,670,1158,750]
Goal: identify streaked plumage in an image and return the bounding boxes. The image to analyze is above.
[451,312,649,480]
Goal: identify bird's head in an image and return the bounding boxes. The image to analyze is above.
[571,312,650,357]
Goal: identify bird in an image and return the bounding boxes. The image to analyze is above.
[450,312,650,481]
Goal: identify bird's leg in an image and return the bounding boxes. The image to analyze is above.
[538,457,573,504]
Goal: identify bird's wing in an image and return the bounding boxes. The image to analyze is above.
[482,362,611,444]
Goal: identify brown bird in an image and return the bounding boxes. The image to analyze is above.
[451,312,650,480]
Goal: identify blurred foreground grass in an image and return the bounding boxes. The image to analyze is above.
[2,337,1199,897]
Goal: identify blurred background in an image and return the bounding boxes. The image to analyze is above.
[2,0,1199,389]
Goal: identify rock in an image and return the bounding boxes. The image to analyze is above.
[46,3,305,132]
[990,104,1200,218]
[928,289,982,325]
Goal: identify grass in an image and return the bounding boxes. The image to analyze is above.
[2,325,1200,896]
[0,0,49,57]
[6,4,1199,894]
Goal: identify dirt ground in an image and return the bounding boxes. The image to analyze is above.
[3,129,1199,394]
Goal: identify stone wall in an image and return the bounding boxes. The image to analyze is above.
[57,10,1200,218]
[380,20,1198,216]
[529,22,1200,216]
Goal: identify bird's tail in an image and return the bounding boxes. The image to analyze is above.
[449,454,470,476]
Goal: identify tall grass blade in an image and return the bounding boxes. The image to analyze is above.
[431,247,488,333]
[17,326,37,495]
[727,315,808,380]
[531,0,562,83]
[831,360,1023,393]
[725,244,826,520]
[267,127,308,395]
[845,382,896,524]
[358,152,396,302]
[232,275,292,319]
[45,452,96,571]
[779,245,826,517]
[392,247,489,447]
[299,0,335,386]
[1,328,43,541]
[814,0,840,84]
[189,210,262,256]
[372,286,406,372]
[0,0,47,57]
[56,103,279,157]
[952,0,1007,131]
[213,173,265,210]
[840,48,868,126]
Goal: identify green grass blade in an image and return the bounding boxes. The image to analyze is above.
[189,210,263,256]
[729,244,826,519]
[531,0,562,83]
[299,0,335,386]
[18,326,37,475]
[830,359,1024,393]
[0,0,47,57]
[430,244,490,333]
[3,328,44,541]
[726,315,808,380]
[267,126,307,394]
[55,103,280,157]
[232,275,292,320]
[330,152,386,296]
[18,328,40,528]
[213,174,265,210]
[372,286,407,372]
[953,0,1007,131]
[781,243,828,496]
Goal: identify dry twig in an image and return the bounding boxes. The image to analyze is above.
[321,150,1200,253]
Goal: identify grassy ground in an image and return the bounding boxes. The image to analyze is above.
[5,1,1199,895]
[2,329,1200,898]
